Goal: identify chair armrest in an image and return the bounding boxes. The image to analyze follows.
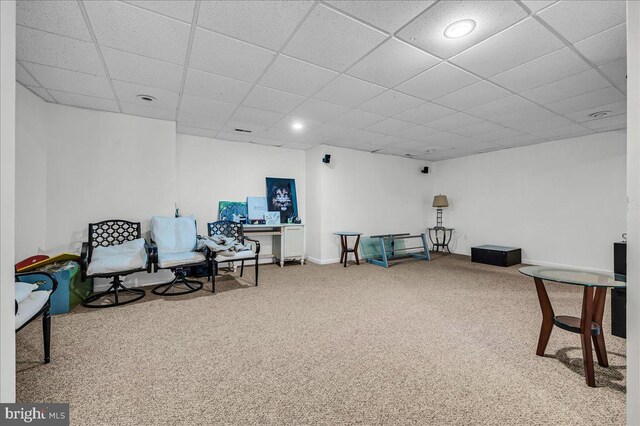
[80,242,90,278]
[147,241,158,272]
[15,271,58,295]
[244,236,261,255]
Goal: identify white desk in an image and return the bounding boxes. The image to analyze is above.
[243,224,304,267]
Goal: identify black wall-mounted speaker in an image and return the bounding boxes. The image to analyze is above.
[322,154,331,164]
[421,167,429,174]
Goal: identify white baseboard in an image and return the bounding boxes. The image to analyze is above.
[306,256,341,265]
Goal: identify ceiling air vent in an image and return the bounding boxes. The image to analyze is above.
[234,128,253,133]
[588,111,610,119]
[136,94,156,102]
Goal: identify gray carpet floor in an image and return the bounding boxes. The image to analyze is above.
[16,254,626,425]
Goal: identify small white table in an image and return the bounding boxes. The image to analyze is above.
[244,224,305,267]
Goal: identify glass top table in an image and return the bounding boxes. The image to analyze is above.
[519,265,625,387]
[520,266,626,288]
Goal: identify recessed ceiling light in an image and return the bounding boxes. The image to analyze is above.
[588,111,611,119]
[444,19,476,39]
[291,122,304,131]
[137,94,156,102]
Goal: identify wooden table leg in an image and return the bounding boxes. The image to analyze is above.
[534,277,555,356]
[339,236,345,265]
[353,235,361,265]
[592,287,609,367]
[343,236,348,268]
[581,286,596,387]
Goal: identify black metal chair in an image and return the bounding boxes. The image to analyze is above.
[150,216,211,296]
[81,220,151,308]
[207,221,260,293]
[15,271,58,363]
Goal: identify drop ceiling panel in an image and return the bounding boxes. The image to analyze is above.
[17,26,105,76]
[451,18,564,77]
[230,106,285,127]
[574,23,626,67]
[178,111,226,130]
[17,0,91,41]
[325,1,434,34]
[84,1,191,65]
[49,90,119,112]
[433,80,510,111]
[364,117,414,134]
[489,48,590,92]
[394,102,457,125]
[358,90,425,116]
[466,95,539,121]
[198,1,314,50]
[190,28,276,83]
[544,86,626,114]
[582,113,626,131]
[183,68,253,104]
[564,101,626,123]
[124,1,196,23]
[509,115,575,133]
[473,127,523,143]
[177,125,219,138]
[599,59,627,86]
[396,62,479,101]
[283,4,387,72]
[25,86,55,103]
[16,62,38,86]
[272,115,324,132]
[347,38,439,88]
[397,0,527,59]
[22,62,113,99]
[521,1,556,14]
[180,94,237,119]
[530,123,593,139]
[449,120,505,137]
[330,109,386,128]
[491,106,557,127]
[424,112,483,131]
[102,47,184,92]
[313,74,386,108]
[537,0,626,43]
[493,133,544,147]
[243,86,305,114]
[114,80,179,110]
[121,102,176,121]
[221,121,268,136]
[259,55,338,97]
[520,69,611,105]
[290,99,350,122]
[393,124,442,141]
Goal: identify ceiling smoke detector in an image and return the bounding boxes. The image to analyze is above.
[588,111,611,119]
[136,94,156,102]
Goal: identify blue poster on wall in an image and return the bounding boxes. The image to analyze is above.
[265,177,298,223]
[218,201,248,223]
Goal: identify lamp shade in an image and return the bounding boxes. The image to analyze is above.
[433,195,449,208]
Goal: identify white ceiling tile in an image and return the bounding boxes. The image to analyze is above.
[423,112,483,131]
[489,48,591,92]
[312,123,361,138]
[347,128,388,143]
[17,0,91,41]
[22,62,113,99]
[216,131,256,143]
[393,125,442,141]
[17,26,104,75]
[521,69,611,105]
[373,135,419,147]
[493,134,545,147]
[313,74,386,108]
[84,1,191,65]
[198,1,314,50]
[121,102,176,121]
[492,106,557,126]
[190,28,276,83]
[574,23,626,67]
[16,62,38,86]
[261,126,328,144]
[450,18,564,77]
[466,95,539,121]
[180,93,236,119]
[358,90,425,116]
[48,90,119,112]
[530,123,593,139]
[24,86,55,103]
[273,115,324,132]
[544,87,626,115]
[178,111,225,130]
[351,142,387,152]
[599,59,626,86]
[537,0,626,43]
[259,55,338,97]
[365,118,414,134]
[243,86,305,114]
[102,47,184,92]
[283,4,387,72]
[564,101,626,123]
[521,1,556,14]
[510,115,575,133]
[290,99,350,122]
[473,127,523,143]
[124,1,196,23]
[397,1,527,59]
[221,120,269,136]
[395,62,479,101]
[230,106,285,127]
[394,102,456,125]
[114,80,178,110]
[330,109,386,128]
[176,125,219,138]
[433,80,510,111]
[325,1,434,33]
[581,113,626,131]
[347,38,439,88]
[183,68,253,104]
[449,120,505,137]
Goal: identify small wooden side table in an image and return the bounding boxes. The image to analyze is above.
[334,232,362,267]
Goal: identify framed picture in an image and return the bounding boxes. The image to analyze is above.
[218,201,247,223]
[266,177,298,224]
[247,196,268,221]
[264,211,281,225]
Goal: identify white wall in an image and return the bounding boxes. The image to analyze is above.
[306,145,432,264]
[431,131,627,272]
[176,134,306,260]
[1,0,16,403]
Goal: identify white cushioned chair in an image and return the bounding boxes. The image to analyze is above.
[150,216,210,295]
[81,220,151,308]
[15,271,58,364]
